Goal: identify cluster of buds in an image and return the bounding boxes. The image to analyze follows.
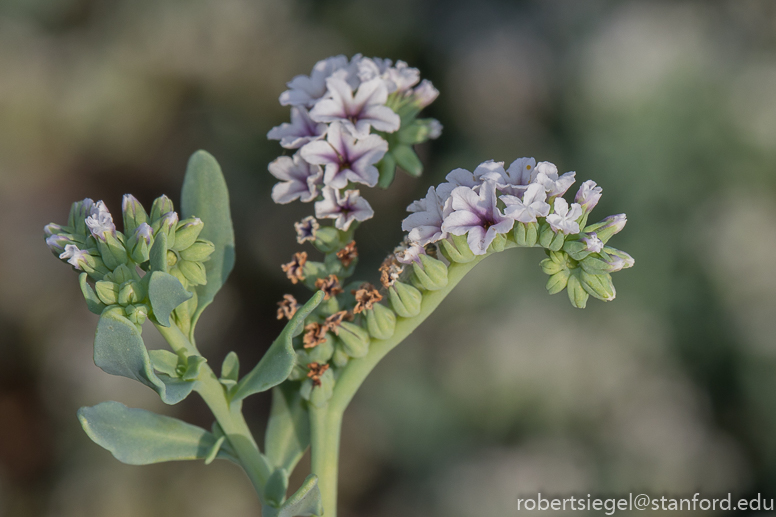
[45,195,215,332]
[399,157,634,307]
[267,54,442,240]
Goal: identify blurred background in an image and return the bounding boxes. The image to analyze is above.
[1,0,776,515]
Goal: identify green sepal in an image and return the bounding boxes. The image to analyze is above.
[566,273,589,308]
[149,231,168,273]
[79,274,106,314]
[514,222,539,247]
[579,255,612,275]
[389,281,422,318]
[174,217,204,251]
[149,195,174,223]
[149,349,179,376]
[231,291,324,402]
[300,369,334,408]
[489,233,507,253]
[312,227,342,254]
[264,468,290,508]
[546,269,570,295]
[180,150,236,338]
[147,271,193,327]
[95,280,119,306]
[220,351,240,388]
[540,258,563,276]
[538,223,554,248]
[179,240,215,262]
[365,303,396,340]
[299,338,334,364]
[579,271,616,301]
[77,401,231,465]
[204,435,226,465]
[94,311,195,404]
[337,321,370,358]
[562,238,591,261]
[438,234,476,263]
[412,255,448,291]
[261,474,323,517]
[332,342,349,367]
[178,259,208,286]
[377,152,397,189]
[265,383,310,473]
[392,144,423,177]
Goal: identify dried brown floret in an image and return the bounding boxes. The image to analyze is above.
[378,255,404,288]
[281,252,308,284]
[315,274,344,300]
[323,310,349,335]
[307,362,330,387]
[336,241,358,267]
[276,294,298,320]
[352,283,383,314]
[303,322,328,348]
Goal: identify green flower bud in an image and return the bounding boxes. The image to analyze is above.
[126,223,153,264]
[579,255,612,275]
[332,342,349,368]
[365,304,396,340]
[68,198,95,236]
[95,280,119,305]
[289,359,308,381]
[540,258,564,276]
[579,271,615,301]
[438,234,476,263]
[337,322,370,358]
[562,238,591,261]
[174,217,204,251]
[149,195,174,223]
[121,194,148,235]
[118,280,145,306]
[514,222,539,247]
[96,233,128,270]
[179,240,215,262]
[302,338,335,364]
[539,223,565,251]
[124,303,149,327]
[546,269,570,295]
[301,368,334,409]
[584,214,626,244]
[313,227,342,253]
[389,281,422,318]
[412,255,448,291]
[155,212,179,249]
[177,259,207,286]
[489,233,508,253]
[566,274,589,308]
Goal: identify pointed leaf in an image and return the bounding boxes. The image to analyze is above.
[265,383,310,472]
[94,311,195,404]
[149,232,168,273]
[273,475,323,517]
[148,271,193,327]
[77,401,228,465]
[232,291,324,402]
[79,273,105,314]
[264,468,290,507]
[180,150,235,337]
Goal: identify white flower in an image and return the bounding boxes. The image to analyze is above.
[300,121,387,189]
[268,152,323,204]
[85,201,115,241]
[441,181,514,255]
[500,183,551,223]
[401,186,449,245]
[358,58,420,93]
[314,187,374,230]
[546,198,583,235]
[534,161,576,197]
[581,232,604,253]
[412,79,439,108]
[309,77,400,138]
[294,216,319,244]
[474,157,537,196]
[279,55,351,108]
[395,241,426,265]
[427,119,443,139]
[59,244,90,270]
[267,106,327,149]
[575,180,603,213]
[436,167,482,201]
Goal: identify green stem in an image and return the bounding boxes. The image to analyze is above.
[155,322,272,500]
[310,253,488,516]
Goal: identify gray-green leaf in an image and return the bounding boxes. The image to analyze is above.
[77,401,228,465]
[94,311,195,404]
[180,150,235,339]
[264,383,310,473]
[231,291,324,402]
[262,475,323,517]
[148,271,193,327]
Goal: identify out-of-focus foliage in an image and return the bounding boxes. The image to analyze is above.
[1,0,775,515]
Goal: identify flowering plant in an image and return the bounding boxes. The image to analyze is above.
[45,55,632,517]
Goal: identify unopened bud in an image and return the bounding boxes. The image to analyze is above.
[177,259,207,286]
[96,233,129,270]
[411,255,448,291]
[546,269,570,295]
[44,223,67,237]
[332,343,350,368]
[585,214,626,244]
[566,274,589,309]
[95,280,119,305]
[602,247,635,272]
[46,233,73,255]
[514,222,539,247]
[122,194,148,235]
[389,281,422,318]
[174,217,204,251]
[579,271,616,301]
[301,368,334,408]
[180,240,215,263]
[489,233,507,253]
[118,280,145,306]
[575,180,602,214]
[313,226,342,253]
[365,304,396,340]
[149,195,174,223]
[438,234,475,264]
[412,79,439,109]
[67,198,95,235]
[124,303,149,327]
[337,322,370,358]
[155,212,179,248]
[127,223,153,263]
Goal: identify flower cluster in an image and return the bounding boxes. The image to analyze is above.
[267,54,441,239]
[45,195,215,334]
[399,157,634,306]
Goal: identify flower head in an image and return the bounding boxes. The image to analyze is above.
[46,234,71,254]
[546,198,583,235]
[436,167,482,201]
[279,55,352,108]
[268,152,323,204]
[309,77,400,139]
[301,122,387,189]
[314,187,374,231]
[440,181,514,255]
[401,186,449,245]
[500,183,551,223]
[575,180,603,214]
[294,216,319,244]
[412,79,439,108]
[267,106,327,149]
[59,244,91,270]
[535,162,576,198]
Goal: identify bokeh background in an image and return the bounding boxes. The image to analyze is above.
[1,0,776,515]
